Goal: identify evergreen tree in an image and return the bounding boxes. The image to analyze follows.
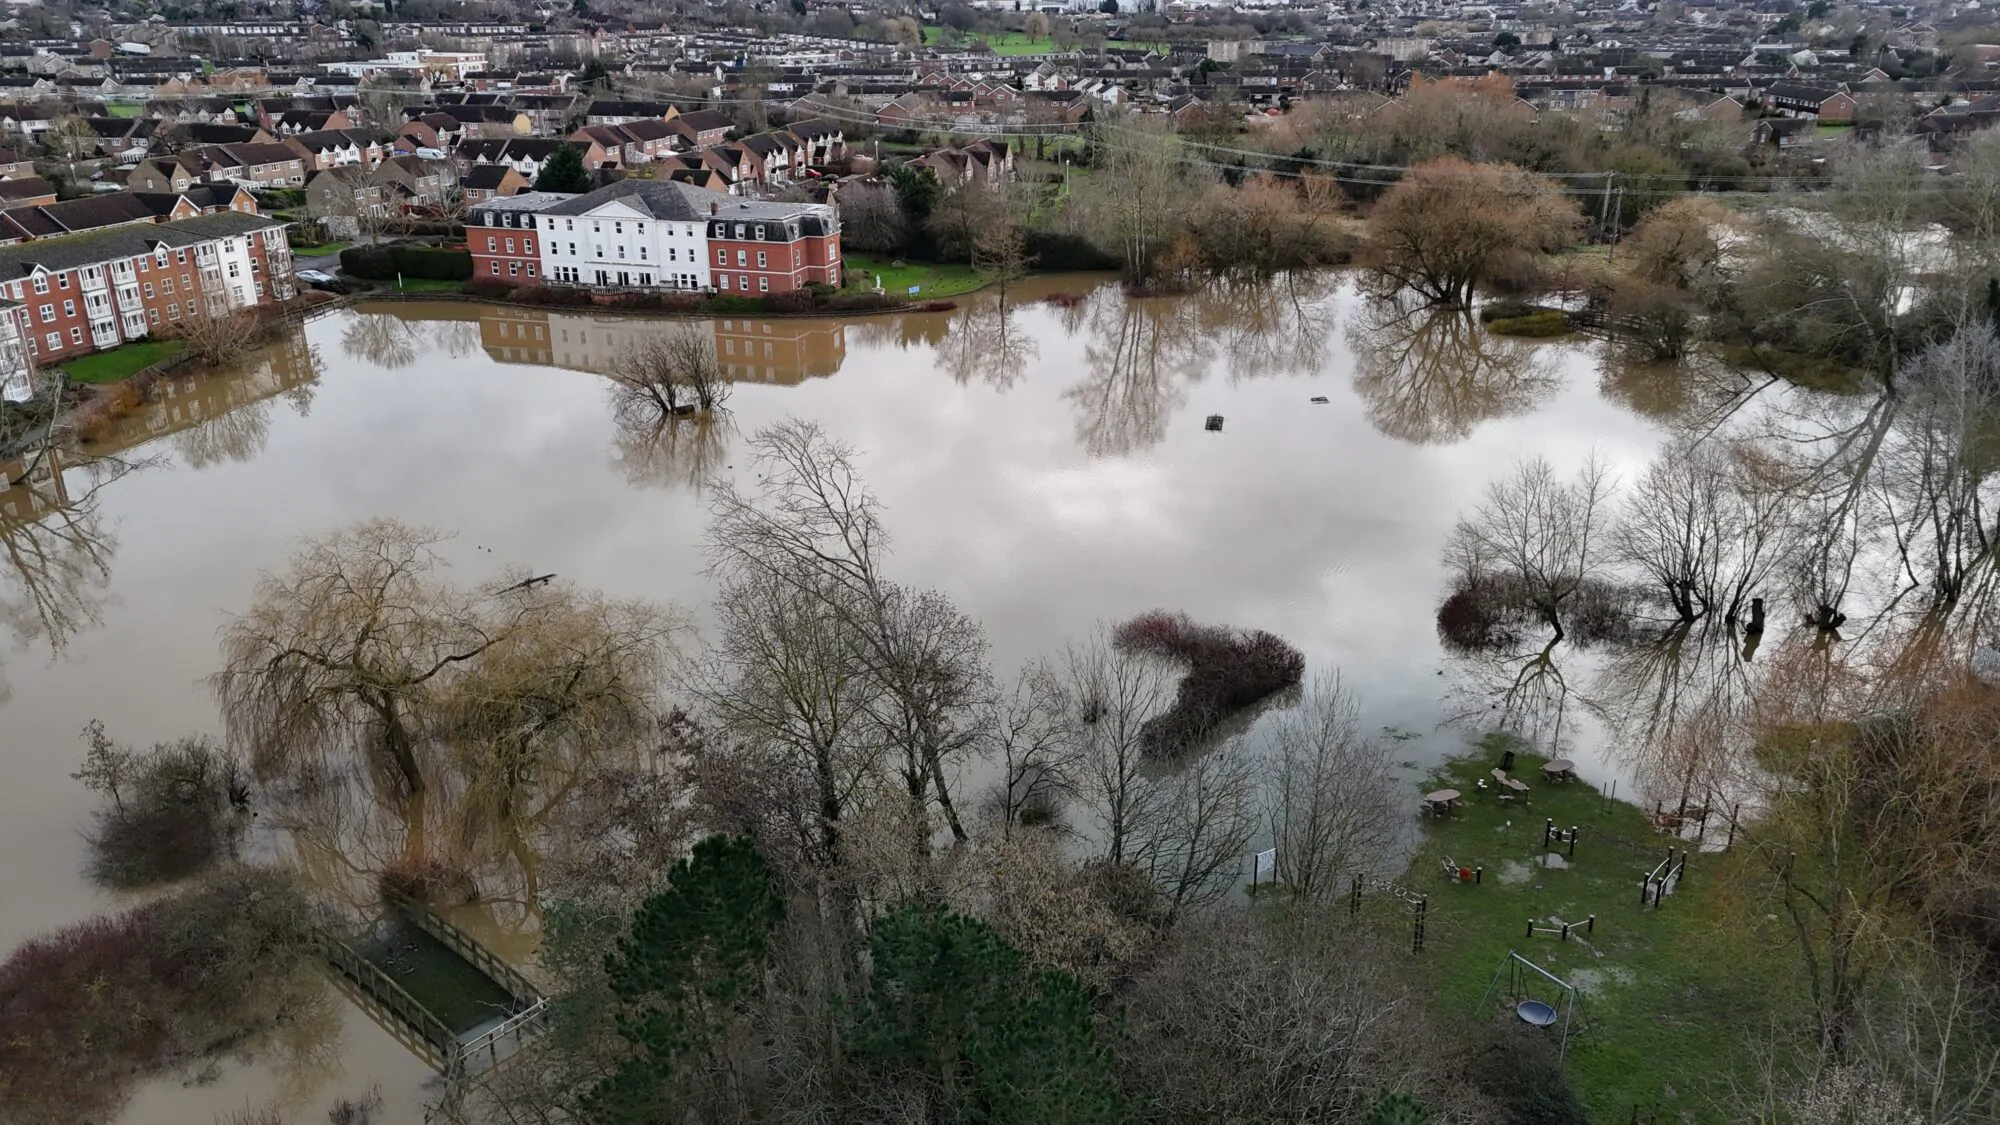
[584,835,784,1124]
[857,903,1124,1124]
[535,144,592,194]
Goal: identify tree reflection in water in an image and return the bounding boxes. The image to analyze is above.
[1194,273,1336,382]
[610,409,735,491]
[0,451,139,701]
[340,311,427,370]
[1065,287,1212,456]
[936,301,1040,389]
[1348,294,1561,445]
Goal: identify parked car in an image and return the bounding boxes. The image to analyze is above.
[296,269,337,289]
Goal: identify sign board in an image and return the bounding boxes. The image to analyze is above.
[908,285,921,296]
[1253,848,1277,885]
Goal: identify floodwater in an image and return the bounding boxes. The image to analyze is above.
[0,274,1672,1122]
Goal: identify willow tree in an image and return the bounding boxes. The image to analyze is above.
[1364,157,1583,307]
[214,519,675,813]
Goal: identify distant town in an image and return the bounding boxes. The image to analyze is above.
[0,0,1994,391]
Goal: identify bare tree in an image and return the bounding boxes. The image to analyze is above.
[1138,742,1256,921]
[1052,629,1176,869]
[608,325,730,425]
[1263,672,1399,901]
[984,665,1082,837]
[970,218,1033,306]
[705,421,992,854]
[1444,455,1615,643]
[1610,439,1787,624]
[169,306,269,366]
[1347,296,1560,445]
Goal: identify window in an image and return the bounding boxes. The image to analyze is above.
[759,275,769,292]
[565,219,574,231]
[635,223,645,234]
[43,332,58,350]
[717,273,728,289]
[569,242,577,255]
[487,236,497,251]
[167,303,179,321]
[69,327,81,344]
[176,250,186,264]
[734,224,745,237]
[254,281,264,297]
[669,247,677,261]
[37,304,51,322]
[508,261,519,276]
[490,261,500,275]
[524,238,534,253]
[595,246,603,257]
[143,283,153,298]
[162,277,174,295]
[757,251,766,268]
[614,222,622,234]
[31,275,46,295]
[504,238,514,253]
[62,301,73,318]
[227,262,239,278]
[639,246,647,259]
[186,301,196,316]
[736,250,746,266]
[617,245,625,259]
[138,259,148,274]
[527,264,537,277]
[738,275,749,291]
[755,224,765,238]
[716,248,726,265]
[147,308,158,324]
[57,274,68,290]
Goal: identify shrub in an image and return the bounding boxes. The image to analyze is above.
[1436,582,1519,652]
[1485,309,1569,337]
[0,869,321,1123]
[705,295,765,314]
[462,278,515,300]
[337,244,473,281]
[1466,1024,1591,1125]
[1024,228,1122,271]
[83,734,245,890]
[1111,611,1306,754]
[510,285,595,307]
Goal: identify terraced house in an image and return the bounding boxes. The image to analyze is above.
[0,212,292,374]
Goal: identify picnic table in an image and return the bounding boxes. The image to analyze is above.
[1541,758,1576,783]
[1424,788,1462,816]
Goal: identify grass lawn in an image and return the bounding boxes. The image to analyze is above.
[60,339,184,384]
[290,240,350,256]
[386,277,466,293]
[1400,736,1804,1123]
[843,252,986,298]
[104,103,142,119]
[921,27,1169,56]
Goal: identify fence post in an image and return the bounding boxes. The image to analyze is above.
[1350,873,1363,917]
[1568,826,1579,858]
[1413,897,1426,954]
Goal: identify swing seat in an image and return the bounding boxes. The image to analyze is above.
[1517,1000,1559,1027]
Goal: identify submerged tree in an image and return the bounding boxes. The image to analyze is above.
[608,326,730,425]
[1364,157,1583,307]
[1443,455,1616,643]
[1263,672,1400,901]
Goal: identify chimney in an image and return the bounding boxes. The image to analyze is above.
[709,201,718,215]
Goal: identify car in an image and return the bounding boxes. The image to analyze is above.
[295,269,337,289]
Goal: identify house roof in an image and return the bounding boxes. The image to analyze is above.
[462,164,518,190]
[539,178,729,220]
[0,210,280,279]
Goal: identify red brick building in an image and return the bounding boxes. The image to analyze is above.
[467,191,574,285]
[705,197,842,296]
[0,212,292,373]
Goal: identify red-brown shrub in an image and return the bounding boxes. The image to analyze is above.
[1112,611,1306,754]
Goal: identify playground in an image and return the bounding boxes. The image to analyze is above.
[1396,735,1807,1123]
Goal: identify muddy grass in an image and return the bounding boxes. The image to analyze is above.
[1393,734,1806,1123]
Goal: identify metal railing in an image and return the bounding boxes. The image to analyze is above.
[454,996,551,1077]
[385,891,542,1006]
[312,928,459,1063]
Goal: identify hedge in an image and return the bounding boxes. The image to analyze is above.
[1023,229,1121,272]
[339,245,473,281]
[466,284,921,317]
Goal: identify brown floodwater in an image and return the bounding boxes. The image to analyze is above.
[0,274,1673,1122]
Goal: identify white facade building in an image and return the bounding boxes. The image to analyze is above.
[534,181,726,291]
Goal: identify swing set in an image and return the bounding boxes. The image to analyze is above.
[1479,950,1581,1067]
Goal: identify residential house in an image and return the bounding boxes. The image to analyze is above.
[668,108,733,150]
[0,178,57,208]
[194,142,308,188]
[283,129,385,172]
[466,190,573,285]
[913,140,1014,189]
[786,119,845,165]
[461,163,529,202]
[1762,82,1857,122]
[584,99,678,126]
[372,155,456,211]
[0,211,292,367]
[303,165,387,229]
[457,137,608,180]
[127,153,208,193]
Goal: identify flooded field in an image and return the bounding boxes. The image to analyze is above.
[0,274,1677,1121]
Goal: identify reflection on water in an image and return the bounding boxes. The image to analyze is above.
[1348,294,1561,445]
[0,273,1671,1123]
